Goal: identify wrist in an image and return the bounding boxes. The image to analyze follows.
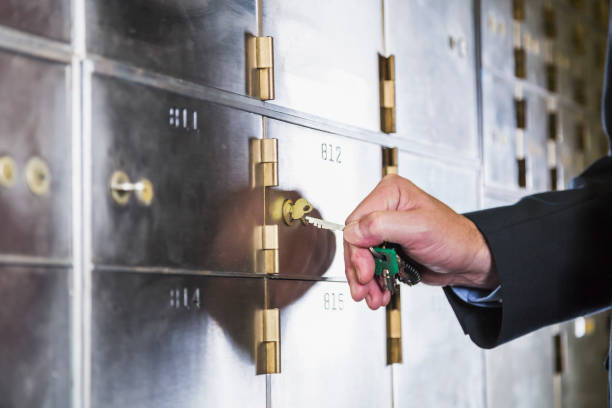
[464,219,499,289]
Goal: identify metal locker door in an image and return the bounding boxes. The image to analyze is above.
[0,51,72,260]
[522,87,548,192]
[480,0,513,78]
[561,311,611,408]
[261,0,382,131]
[89,74,263,272]
[0,267,70,407]
[86,0,257,95]
[486,328,554,408]
[90,271,266,407]
[395,151,483,407]
[267,279,391,408]
[386,0,479,158]
[482,72,520,191]
[267,119,381,279]
[0,0,70,42]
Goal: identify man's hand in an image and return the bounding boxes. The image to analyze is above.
[343,174,498,310]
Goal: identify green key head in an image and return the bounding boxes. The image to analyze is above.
[372,247,400,277]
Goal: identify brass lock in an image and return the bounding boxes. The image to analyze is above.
[281,198,313,225]
[109,170,154,206]
[0,156,17,188]
[25,157,51,196]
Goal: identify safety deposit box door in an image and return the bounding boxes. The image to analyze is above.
[0,0,70,42]
[268,279,390,408]
[395,283,485,407]
[524,88,548,192]
[0,267,70,407]
[386,0,479,158]
[561,311,611,408]
[480,0,513,77]
[396,152,483,407]
[86,0,257,95]
[91,271,265,407]
[262,0,382,131]
[398,151,479,214]
[90,75,262,271]
[486,328,554,408]
[0,51,71,260]
[267,119,381,279]
[482,72,518,190]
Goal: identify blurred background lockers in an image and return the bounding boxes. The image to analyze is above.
[0,0,610,407]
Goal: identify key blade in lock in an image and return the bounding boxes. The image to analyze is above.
[304,216,345,232]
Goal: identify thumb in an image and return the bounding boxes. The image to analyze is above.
[343,210,424,248]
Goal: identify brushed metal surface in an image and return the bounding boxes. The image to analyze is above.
[524,88,548,192]
[267,119,381,279]
[395,284,485,407]
[522,0,547,90]
[91,270,265,407]
[86,0,257,95]
[0,266,70,408]
[561,311,611,408]
[556,10,588,104]
[558,104,584,186]
[0,50,71,260]
[485,328,554,408]
[268,279,391,408]
[398,151,480,214]
[90,74,262,270]
[482,72,519,190]
[0,0,70,42]
[386,0,479,158]
[480,0,513,77]
[261,0,382,131]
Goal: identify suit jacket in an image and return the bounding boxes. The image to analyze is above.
[444,4,612,405]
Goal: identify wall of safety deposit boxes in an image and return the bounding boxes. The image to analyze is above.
[0,0,609,407]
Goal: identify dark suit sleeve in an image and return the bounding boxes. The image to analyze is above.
[444,156,612,349]
[445,1,612,350]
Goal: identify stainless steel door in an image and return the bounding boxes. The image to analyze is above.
[90,74,262,271]
[90,271,266,407]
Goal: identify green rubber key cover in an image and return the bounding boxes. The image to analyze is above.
[372,247,400,277]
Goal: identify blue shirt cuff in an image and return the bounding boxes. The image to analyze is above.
[450,285,502,308]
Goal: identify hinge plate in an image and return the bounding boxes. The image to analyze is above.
[250,138,279,188]
[247,35,275,100]
[379,55,396,134]
[256,308,281,374]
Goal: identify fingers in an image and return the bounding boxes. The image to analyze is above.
[344,210,426,248]
[345,175,411,224]
[343,241,368,301]
[344,241,392,309]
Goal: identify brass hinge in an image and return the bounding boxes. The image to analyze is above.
[513,0,525,21]
[514,47,527,79]
[553,333,565,374]
[517,157,527,188]
[250,138,279,188]
[379,55,396,134]
[386,291,402,364]
[514,98,527,130]
[546,63,557,92]
[247,35,275,100]
[382,147,398,177]
[256,308,281,374]
[255,224,279,274]
[544,6,556,39]
[548,112,558,141]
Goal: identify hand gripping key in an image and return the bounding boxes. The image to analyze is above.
[305,216,422,294]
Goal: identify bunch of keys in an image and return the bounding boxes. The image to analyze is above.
[305,216,422,294]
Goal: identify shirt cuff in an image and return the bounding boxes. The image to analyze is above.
[450,285,503,308]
